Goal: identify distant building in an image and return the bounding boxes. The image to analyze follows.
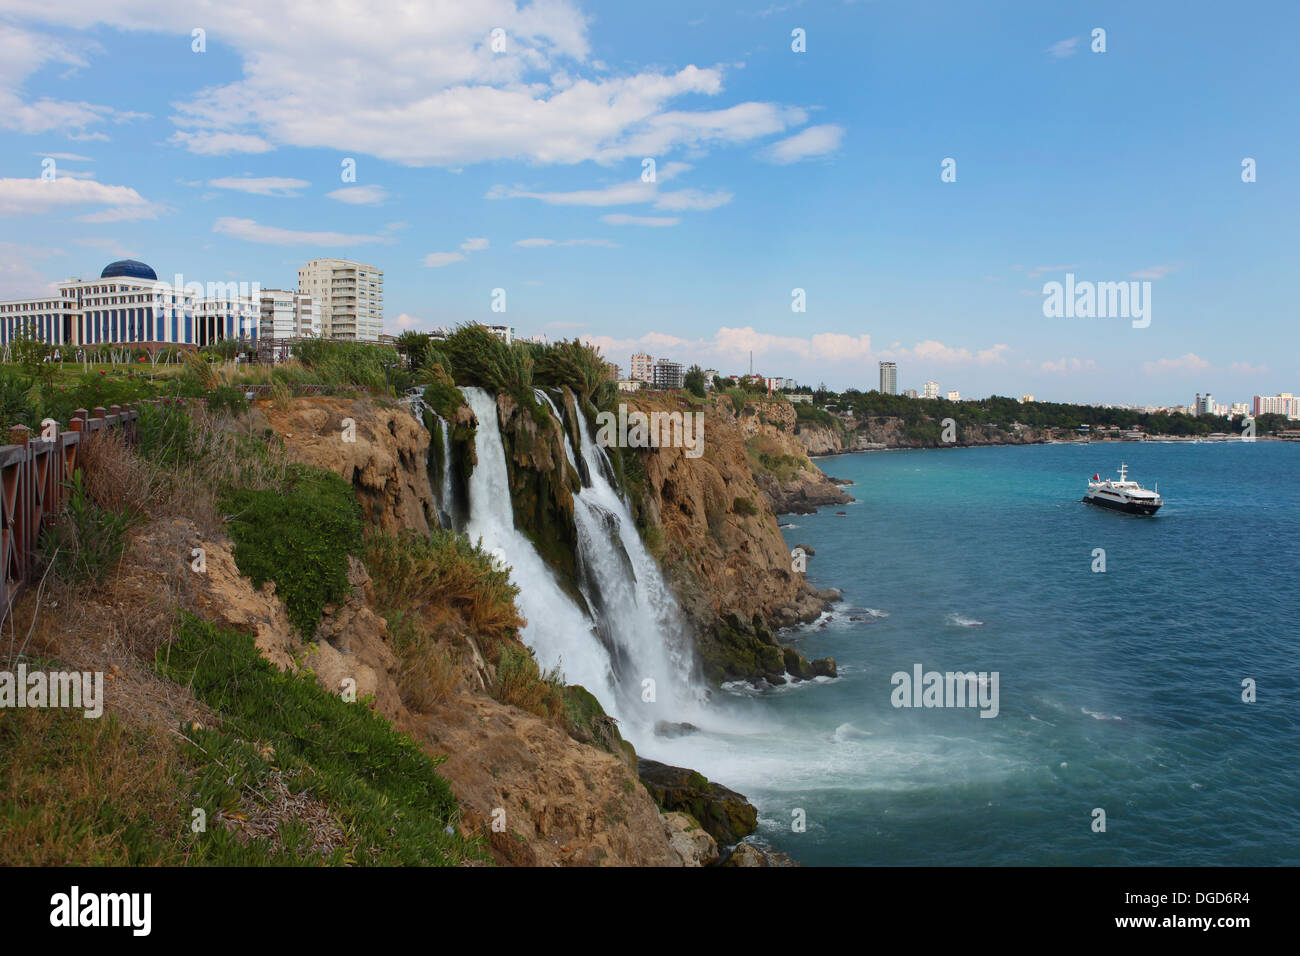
[1195,392,1214,416]
[702,368,721,390]
[485,324,515,345]
[946,389,960,402]
[879,361,897,395]
[923,381,940,399]
[617,379,643,393]
[788,393,813,404]
[903,388,918,399]
[1253,393,1297,419]
[630,352,654,383]
[297,258,383,341]
[259,289,317,340]
[1021,394,1035,403]
[653,358,684,390]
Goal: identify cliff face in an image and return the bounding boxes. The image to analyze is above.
[263,396,437,534]
[795,415,1050,454]
[732,399,853,514]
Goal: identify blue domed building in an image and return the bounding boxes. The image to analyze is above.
[99,259,158,282]
[0,259,260,352]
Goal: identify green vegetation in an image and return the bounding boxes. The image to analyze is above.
[684,364,707,398]
[38,470,137,587]
[156,615,484,865]
[731,495,759,517]
[221,465,363,636]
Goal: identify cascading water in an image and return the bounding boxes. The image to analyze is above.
[460,385,764,775]
[437,417,454,526]
[459,387,621,713]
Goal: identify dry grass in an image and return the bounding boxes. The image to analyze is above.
[0,707,181,866]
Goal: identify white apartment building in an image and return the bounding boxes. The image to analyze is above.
[923,381,940,399]
[297,258,383,341]
[630,353,654,383]
[946,389,960,402]
[487,325,515,345]
[259,289,318,340]
[879,361,898,395]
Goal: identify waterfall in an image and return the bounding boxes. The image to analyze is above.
[459,387,621,714]
[460,385,734,764]
[438,417,454,527]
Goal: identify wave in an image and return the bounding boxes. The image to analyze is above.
[1081,707,1123,721]
[946,613,985,627]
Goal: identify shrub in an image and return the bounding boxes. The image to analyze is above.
[221,465,363,636]
[38,470,136,586]
[732,496,759,517]
[207,384,249,418]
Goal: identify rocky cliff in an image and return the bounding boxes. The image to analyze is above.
[795,414,1050,455]
[730,398,853,514]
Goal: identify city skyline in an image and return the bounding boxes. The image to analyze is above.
[0,2,1296,403]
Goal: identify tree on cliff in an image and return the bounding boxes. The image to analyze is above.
[684,364,707,397]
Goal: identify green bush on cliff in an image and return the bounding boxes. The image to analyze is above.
[221,464,363,636]
[530,338,617,410]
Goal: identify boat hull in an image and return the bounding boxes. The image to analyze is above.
[1082,494,1161,516]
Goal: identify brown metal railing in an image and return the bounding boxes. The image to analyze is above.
[1,404,139,613]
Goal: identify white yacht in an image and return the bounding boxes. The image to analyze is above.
[1083,463,1162,516]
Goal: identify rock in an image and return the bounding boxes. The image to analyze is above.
[654,721,700,739]
[637,758,758,847]
[782,646,816,681]
[811,657,838,678]
[834,511,847,516]
[721,842,802,867]
[792,543,815,556]
[662,812,718,866]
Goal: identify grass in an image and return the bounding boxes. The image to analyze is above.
[222,464,363,637]
[155,615,485,866]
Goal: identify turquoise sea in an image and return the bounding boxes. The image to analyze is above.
[714,441,1299,865]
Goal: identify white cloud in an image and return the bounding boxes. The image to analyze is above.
[35,152,93,162]
[423,236,490,266]
[1141,353,1211,374]
[0,176,161,221]
[209,176,310,197]
[2,1,812,166]
[602,213,679,227]
[327,184,390,205]
[889,340,1010,365]
[1047,37,1080,59]
[0,22,132,135]
[169,131,274,156]
[1039,357,1097,374]
[490,162,730,214]
[214,216,388,246]
[423,252,466,267]
[760,124,844,164]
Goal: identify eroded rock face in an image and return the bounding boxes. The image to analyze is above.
[735,400,853,515]
[264,397,436,534]
[662,811,719,867]
[408,694,680,867]
[637,757,758,847]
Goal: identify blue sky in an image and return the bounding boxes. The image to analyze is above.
[1,0,1296,404]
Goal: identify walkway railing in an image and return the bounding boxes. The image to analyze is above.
[1,404,139,612]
